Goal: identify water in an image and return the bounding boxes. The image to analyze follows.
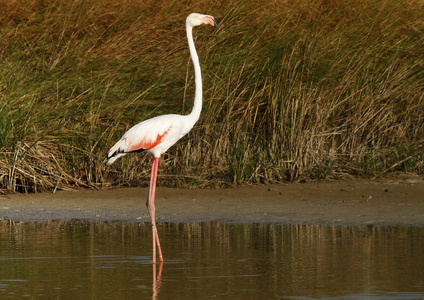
[0,221,423,299]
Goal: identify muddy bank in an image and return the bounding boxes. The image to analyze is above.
[1,175,423,226]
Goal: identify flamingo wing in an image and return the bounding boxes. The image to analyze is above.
[107,114,185,165]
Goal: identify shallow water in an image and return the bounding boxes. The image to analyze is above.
[0,221,423,299]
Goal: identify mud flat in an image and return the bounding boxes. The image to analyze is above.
[1,175,423,226]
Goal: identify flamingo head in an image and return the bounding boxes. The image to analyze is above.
[186,13,219,29]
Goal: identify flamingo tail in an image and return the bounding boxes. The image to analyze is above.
[107,138,128,165]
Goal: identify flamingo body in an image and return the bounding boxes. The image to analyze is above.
[106,13,218,264]
[107,113,195,164]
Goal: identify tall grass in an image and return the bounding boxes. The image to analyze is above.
[0,0,423,192]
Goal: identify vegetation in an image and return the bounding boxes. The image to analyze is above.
[0,0,423,193]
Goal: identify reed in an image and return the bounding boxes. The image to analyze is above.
[0,0,423,192]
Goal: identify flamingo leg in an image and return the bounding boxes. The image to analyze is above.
[147,156,163,264]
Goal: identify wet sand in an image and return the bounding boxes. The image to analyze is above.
[1,175,423,226]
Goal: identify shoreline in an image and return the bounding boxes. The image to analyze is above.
[1,176,423,227]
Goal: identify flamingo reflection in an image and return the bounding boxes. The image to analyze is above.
[152,262,163,299]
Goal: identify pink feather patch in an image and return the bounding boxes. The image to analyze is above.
[128,126,172,152]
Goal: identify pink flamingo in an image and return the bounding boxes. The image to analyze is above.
[107,13,219,264]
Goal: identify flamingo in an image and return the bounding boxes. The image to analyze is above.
[107,13,219,264]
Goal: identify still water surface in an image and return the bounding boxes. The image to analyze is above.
[0,221,423,299]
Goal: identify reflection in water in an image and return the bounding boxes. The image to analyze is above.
[0,220,423,299]
[152,262,163,300]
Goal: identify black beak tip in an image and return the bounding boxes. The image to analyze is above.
[213,19,219,30]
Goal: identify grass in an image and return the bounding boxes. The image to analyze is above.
[0,0,423,193]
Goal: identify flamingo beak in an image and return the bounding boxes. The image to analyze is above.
[212,18,219,30]
[203,15,219,30]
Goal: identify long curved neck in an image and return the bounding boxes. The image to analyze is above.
[186,23,202,122]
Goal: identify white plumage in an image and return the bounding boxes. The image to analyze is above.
[107,114,194,164]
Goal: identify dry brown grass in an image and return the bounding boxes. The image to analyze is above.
[0,0,423,193]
